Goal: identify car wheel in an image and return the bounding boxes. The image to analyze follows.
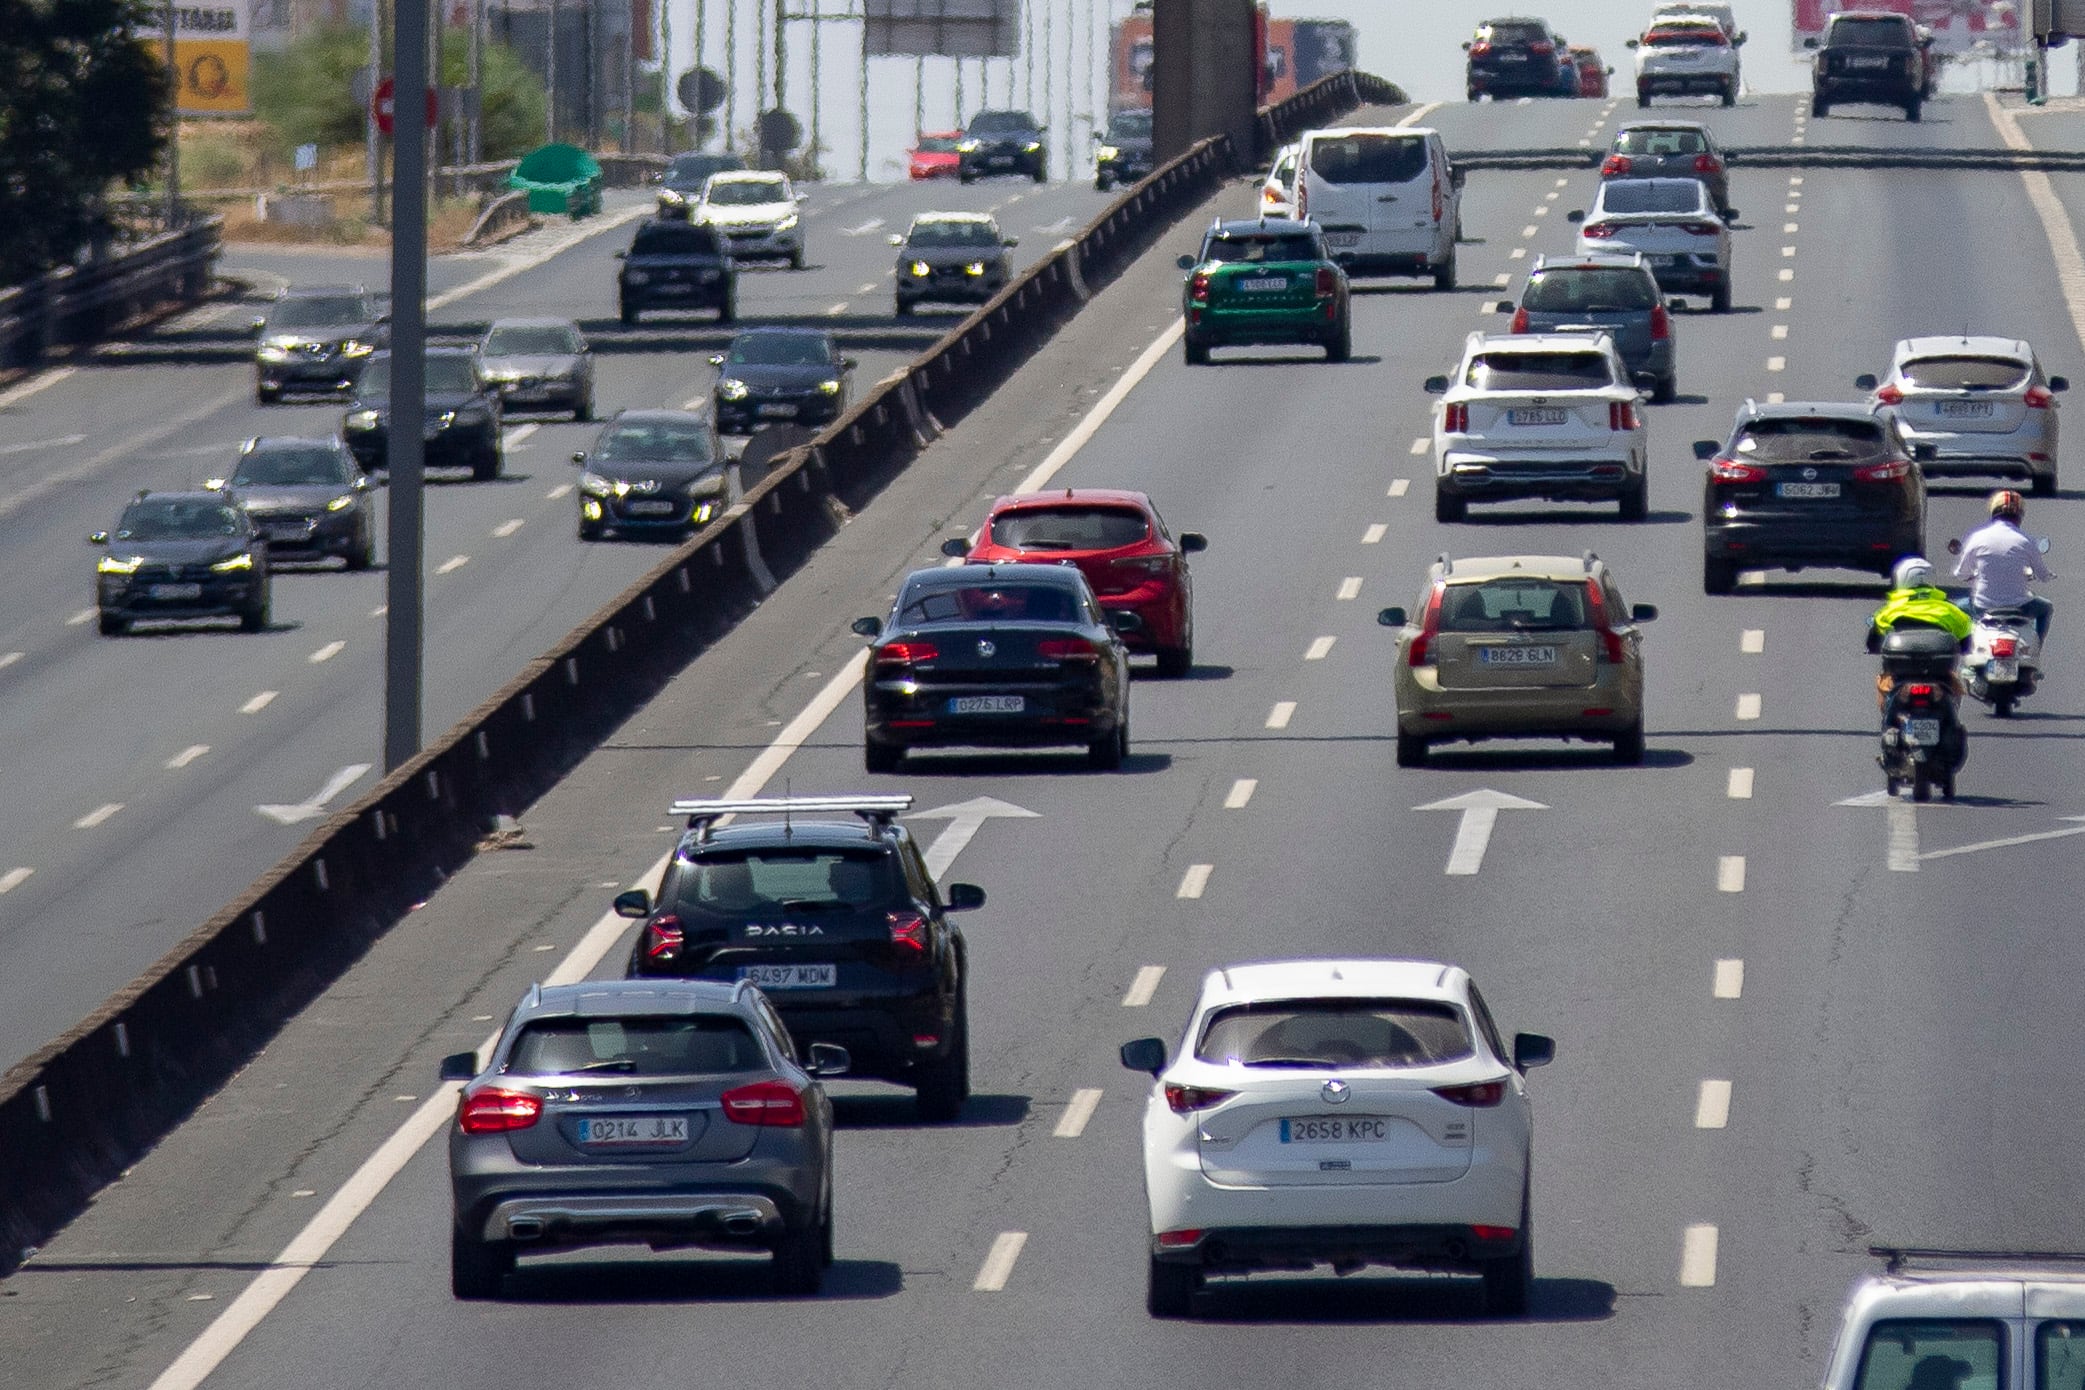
[1612,718,1646,765]
[1703,555,1737,595]
[574,393,593,422]
[1812,96,1830,118]
[788,248,804,270]
[1653,373,1677,405]
[914,995,970,1123]
[1912,767,1934,803]
[1433,251,1457,292]
[472,447,501,482]
[1711,281,1732,314]
[450,1227,514,1300]
[1089,720,1127,771]
[1619,477,1648,522]
[1435,488,1467,523]
[1324,316,1353,364]
[864,739,902,774]
[239,595,269,633]
[577,520,604,542]
[958,170,976,185]
[1095,173,1112,192]
[1396,730,1428,767]
[1148,1255,1200,1318]
[1636,88,1650,108]
[346,530,375,571]
[2033,470,2058,497]
[1467,87,1481,103]
[255,382,281,405]
[1156,642,1193,679]
[1480,1221,1533,1317]
[771,1216,826,1296]
[894,298,913,317]
[1721,81,1737,108]
[618,301,637,326]
[97,612,128,637]
[1031,165,1047,184]
[1904,97,1922,123]
[717,294,735,324]
[1183,335,1210,367]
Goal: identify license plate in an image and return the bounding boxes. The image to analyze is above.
[148,582,202,600]
[949,695,1024,714]
[1323,231,1361,248]
[266,523,309,540]
[989,155,1013,166]
[626,499,677,516]
[1237,276,1287,292]
[1850,54,1889,68]
[1776,481,1841,499]
[757,402,799,418]
[576,1115,689,1147]
[655,283,691,295]
[1498,52,1527,62]
[739,963,837,989]
[1906,718,1942,745]
[1281,1116,1392,1143]
[1989,659,2019,681]
[1935,401,1995,418]
[1507,408,1568,426]
[1478,645,1558,666]
[1646,254,1679,266]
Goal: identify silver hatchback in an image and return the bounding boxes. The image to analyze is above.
[442,979,848,1298]
[1859,335,2068,495]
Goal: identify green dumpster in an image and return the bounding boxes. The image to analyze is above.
[507,143,603,218]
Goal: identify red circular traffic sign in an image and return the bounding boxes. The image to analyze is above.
[371,77,437,136]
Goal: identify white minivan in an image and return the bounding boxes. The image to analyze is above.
[1825,1250,2085,1390]
[1295,126,1462,289]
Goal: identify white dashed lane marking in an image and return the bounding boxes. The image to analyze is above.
[74,803,123,830]
[546,483,573,500]
[1767,357,1785,372]
[1337,577,1362,600]
[67,609,95,626]
[1225,778,1257,809]
[1714,959,1745,999]
[1717,856,1746,893]
[308,641,344,664]
[1054,1089,1103,1139]
[1783,222,1799,234]
[1510,247,1527,259]
[1695,1079,1733,1129]
[0,868,30,894]
[436,555,469,574]
[1735,693,1761,720]
[240,691,277,714]
[0,651,20,671]
[1727,767,1754,799]
[1779,269,1794,282]
[1741,629,1764,653]
[1304,636,1335,661]
[973,1232,1028,1291]
[825,302,849,317]
[1267,701,1296,729]
[1680,1224,1720,1287]
[1410,437,1429,455]
[493,519,525,538]
[1362,523,1386,544]
[1177,864,1212,899]
[167,744,210,769]
[1771,324,1788,340]
[1122,966,1166,1007]
[1388,479,1409,497]
[503,424,538,448]
[1492,272,1511,287]
[1520,225,1539,239]
[1781,246,1797,258]
[1774,297,1792,311]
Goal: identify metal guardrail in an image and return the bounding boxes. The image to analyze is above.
[463,191,536,247]
[0,217,222,375]
[1455,143,2085,171]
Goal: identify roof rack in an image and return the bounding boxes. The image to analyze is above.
[667,794,914,839]
[1871,1247,2085,1274]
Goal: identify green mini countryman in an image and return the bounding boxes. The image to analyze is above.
[1178,217,1353,366]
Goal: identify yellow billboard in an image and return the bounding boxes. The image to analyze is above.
[140,4,252,115]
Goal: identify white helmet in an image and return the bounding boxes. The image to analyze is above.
[1892,556,1937,590]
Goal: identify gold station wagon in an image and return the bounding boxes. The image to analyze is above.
[1377,552,1657,766]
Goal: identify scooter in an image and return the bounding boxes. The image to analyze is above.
[1947,535,2053,719]
[1876,625,1968,802]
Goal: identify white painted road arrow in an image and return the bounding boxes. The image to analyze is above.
[256,763,371,825]
[1920,815,2085,863]
[1837,790,1924,872]
[1414,789,1548,875]
[911,796,1039,879]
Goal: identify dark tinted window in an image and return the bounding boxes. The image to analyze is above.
[1614,127,1709,155]
[1828,15,1914,46]
[507,1016,765,1076]
[1483,21,1549,45]
[631,222,724,255]
[2037,1320,2085,1390]
[266,296,368,330]
[666,153,743,182]
[728,332,836,366]
[990,505,1151,551]
[1900,356,2031,392]
[1524,268,1659,312]
[673,848,896,914]
[1733,417,1888,462]
[1202,233,1320,264]
[969,111,1039,134]
[899,582,1081,624]
[908,220,1001,249]
[359,357,477,395]
[1107,110,1152,139]
[1465,350,1616,391]
[483,324,583,355]
[232,446,354,487]
[1308,133,1427,184]
[1599,180,1707,214]
[1196,999,1474,1068]
[706,177,789,206]
[1439,580,1590,632]
[915,134,960,153]
[596,418,717,463]
[117,498,246,540]
[1852,1321,2005,1390]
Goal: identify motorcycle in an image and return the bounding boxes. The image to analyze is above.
[1947,535,2053,719]
[1876,625,1968,802]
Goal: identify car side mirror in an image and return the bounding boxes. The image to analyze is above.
[571,450,587,465]
[1855,373,1878,391]
[1004,237,1019,248]
[2052,375,2071,393]
[940,537,971,558]
[1492,300,1516,314]
[1461,40,1472,51]
[1631,603,1659,623]
[88,530,109,545]
[1120,1037,1167,1076]
[1736,32,1748,45]
[249,316,267,334]
[850,615,882,638]
[887,233,905,246]
[613,888,653,918]
[1913,442,1939,463]
[1179,531,1208,554]
[439,1050,478,1081]
[1378,606,1408,628]
[1565,209,1585,224]
[946,882,986,911]
[708,353,725,367]
[1624,37,1639,48]
[2039,536,2053,554]
[1606,65,1616,75]
[1802,36,1819,48]
[1513,1033,1555,1070]
[1692,439,1721,461]
[1108,609,1143,634]
[1947,537,1964,556]
[1721,208,1739,222]
[1632,371,1659,393]
[842,356,858,370]
[805,1041,850,1077]
[1451,168,1466,188]
[1176,253,1196,270]
[1423,375,1449,395]
[613,249,627,259]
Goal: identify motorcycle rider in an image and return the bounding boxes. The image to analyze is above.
[1866,555,1972,708]
[1950,489,2053,645]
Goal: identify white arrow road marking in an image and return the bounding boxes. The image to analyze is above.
[256,763,371,825]
[840,217,886,236]
[1415,789,1548,876]
[1920,816,2085,863]
[1033,215,1077,234]
[910,795,1038,880]
[1837,790,1928,871]
[0,432,86,457]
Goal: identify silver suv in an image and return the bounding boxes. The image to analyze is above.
[441,978,848,1299]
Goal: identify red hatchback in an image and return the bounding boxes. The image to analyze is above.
[946,489,1206,676]
[908,131,963,180]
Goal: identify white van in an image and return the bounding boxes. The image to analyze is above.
[1824,1250,2085,1390]
[1295,125,1462,289]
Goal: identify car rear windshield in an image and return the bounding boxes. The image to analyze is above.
[1483,21,1548,45]
[908,220,1000,248]
[267,297,368,330]
[706,178,788,206]
[1829,16,1913,46]
[1195,999,1475,1069]
[990,505,1150,551]
[1901,356,2032,391]
[506,1016,765,1075]
[631,223,723,255]
[1524,268,1659,312]
[1599,180,1705,214]
[232,446,353,486]
[1615,127,1708,155]
[1440,580,1590,631]
[484,325,582,355]
[117,499,245,539]
[596,418,716,463]
[915,135,960,153]
[667,153,742,182]
[1733,417,1888,461]
[673,848,895,914]
[1107,110,1152,139]
[969,111,1038,134]
[358,357,476,396]
[729,332,835,366]
[1851,1320,2004,1390]
[899,582,1083,624]
[1645,26,1725,45]
[1307,133,1427,184]
[1202,233,1320,264]
[1466,350,1615,391]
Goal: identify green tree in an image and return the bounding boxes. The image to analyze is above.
[439,31,546,161]
[0,0,171,283]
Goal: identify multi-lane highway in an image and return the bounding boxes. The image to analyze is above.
[13,87,2085,1390]
[0,175,1114,1074]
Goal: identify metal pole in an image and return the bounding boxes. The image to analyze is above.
[661,0,675,153]
[621,0,636,152]
[1042,0,1052,175]
[755,0,769,160]
[857,7,869,179]
[913,52,923,140]
[546,0,559,141]
[725,0,737,151]
[773,0,787,161]
[586,0,601,149]
[1023,0,1033,110]
[386,0,430,773]
[809,1,822,175]
[163,0,181,228]
[368,0,384,220]
[468,0,483,162]
[953,54,963,127]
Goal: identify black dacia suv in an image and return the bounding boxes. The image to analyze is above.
[621,796,985,1122]
[1807,10,1927,121]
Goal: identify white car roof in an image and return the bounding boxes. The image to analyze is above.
[1304,125,1436,142]
[1196,959,1469,1007]
[1468,330,1616,354]
[706,171,789,189]
[914,211,999,225]
[1897,335,2033,362]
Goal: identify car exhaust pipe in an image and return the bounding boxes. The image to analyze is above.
[507,1217,544,1241]
[721,1212,763,1237]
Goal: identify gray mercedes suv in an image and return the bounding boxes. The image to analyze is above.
[441,979,848,1298]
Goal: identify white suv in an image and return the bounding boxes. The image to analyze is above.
[1825,1250,2085,1390]
[1426,331,1653,522]
[1630,15,1741,107]
[695,171,806,269]
[1119,958,1553,1318]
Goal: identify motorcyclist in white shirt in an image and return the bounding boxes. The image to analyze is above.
[1949,489,2054,644]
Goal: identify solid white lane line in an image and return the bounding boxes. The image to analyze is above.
[167,744,210,769]
[1888,801,1921,873]
[1304,636,1335,661]
[493,518,525,538]
[1727,767,1754,799]
[1680,1224,1720,1286]
[0,867,30,894]
[74,803,123,830]
[1735,693,1761,720]
[240,691,277,714]
[1713,958,1744,999]
[1122,965,1166,1007]
[1388,478,1409,497]
[1336,577,1362,600]
[502,424,538,448]
[1988,93,2085,361]
[546,483,573,500]
[1741,629,1764,653]
[308,641,345,664]
[1767,357,1785,372]
[1012,320,1184,494]
[1055,1089,1103,1138]
[1177,864,1212,899]
[973,1232,1028,1291]
[67,608,96,626]
[1771,324,1788,340]
[1396,101,1446,128]
[0,651,20,671]
[0,365,76,409]
[1717,856,1746,893]
[436,555,469,574]
[1695,1079,1732,1129]
[1267,701,1296,729]
[1224,778,1257,809]
[1362,523,1386,544]
[1410,437,1429,455]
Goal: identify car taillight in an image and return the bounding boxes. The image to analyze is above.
[1609,400,1638,432]
[2026,385,2057,408]
[721,1079,807,1127]
[1679,221,1721,236]
[1993,637,2019,658]
[1584,579,1628,664]
[1529,40,1553,55]
[1164,1084,1235,1114]
[888,911,928,955]
[1903,683,1938,708]
[1190,272,1209,300]
[643,914,684,961]
[1470,40,1492,56]
[1649,305,1670,341]
[458,1088,542,1134]
[1509,307,1530,334]
[1410,584,1444,667]
[1314,265,1337,297]
[1874,383,1904,405]
[1854,459,1911,483]
[1155,1229,1205,1248]
[1711,456,1767,483]
[1038,636,1100,662]
[877,640,939,665]
[1601,154,1632,177]
[1581,221,1617,240]
[1432,1080,1507,1107]
[1262,185,1282,207]
[1693,154,1722,175]
[1443,402,1469,433]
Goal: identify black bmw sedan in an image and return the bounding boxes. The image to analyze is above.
[571,409,730,541]
[709,328,855,435]
[851,564,1137,773]
[342,348,503,480]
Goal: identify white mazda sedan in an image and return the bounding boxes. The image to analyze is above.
[1120,958,1553,1318]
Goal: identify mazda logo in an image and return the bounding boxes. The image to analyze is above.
[977,639,996,658]
[1321,1080,1351,1104]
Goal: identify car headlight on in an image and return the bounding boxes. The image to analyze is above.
[965,261,987,276]
[347,409,381,430]
[326,494,357,512]
[659,188,685,204]
[910,260,931,277]
[957,138,982,153]
[1097,145,1119,161]
[776,214,798,231]
[341,340,375,358]
[97,555,143,575]
[257,344,294,363]
[1023,141,1042,153]
[436,410,457,428]
[817,379,842,395]
[211,552,255,572]
[579,470,631,497]
[718,378,749,401]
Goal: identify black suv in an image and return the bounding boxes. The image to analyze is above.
[1697,401,1930,594]
[1807,10,1927,121]
[959,110,1047,183]
[90,490,270,636]
[1094,107,1154,191]
[1464,17,1568,101]
[620,796,985,1122]
[616,219,737,324]
[342,348,503,480]
[250,284,388,403]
